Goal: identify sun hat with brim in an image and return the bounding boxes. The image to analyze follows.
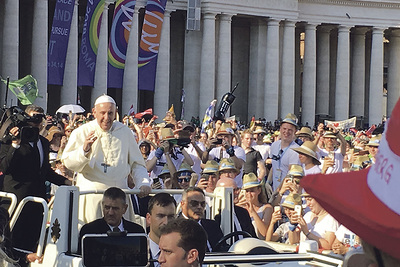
[218,158,239,174]
[216,123,235,136]
[242,173,260,190]
[296,127,314,140]
[281,193,302,209]
[160,127,176,141]
[202,160,219,174]
[254,126,266,134]
[158,164,170,177]
[367,135,381,147]
[262,134,273,144]
[177,162,194,175]
[46,126,64,142]
[300,97,400,260]
[281,113,298,128]
[287,164,305,177]
[291,141,321,165]
[138,139,151,147]
[323,131,337,139]
[350,155,371,171]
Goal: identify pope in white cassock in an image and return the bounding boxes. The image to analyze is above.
[62,95,151,225]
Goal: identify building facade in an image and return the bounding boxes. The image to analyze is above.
[1,0,400,127]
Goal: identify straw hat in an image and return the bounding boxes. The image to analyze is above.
[281,193,302,209]
[287,164,305,177]
[242,173,260,190]
[350,155,371,171]
[262,134,272,144]
[253,126,266,134]
[216,123,235,136]
[177,162,193,174]
[367,135,381,147]
[218,158,239,174]
[323,131,337,139]
[158,164,170,177]
[160,127,176,141]
[296,127,314,140]
[202,160,219,174]
[281,113,298,128]
[300,96,400,260]
[291,141,321,165]
[46,126,64,142]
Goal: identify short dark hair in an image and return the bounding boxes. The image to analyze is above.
[182,186,204,201]
[160,218,207,263]
[25,105,44,114]
[148,193,177,214]
[103,187,126,205]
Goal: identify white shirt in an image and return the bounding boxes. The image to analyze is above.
[319,149,344,174]
[149,237,160,267]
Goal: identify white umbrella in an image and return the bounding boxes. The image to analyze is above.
[56,104,85,114]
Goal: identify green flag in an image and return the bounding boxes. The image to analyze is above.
[2,75,39,105]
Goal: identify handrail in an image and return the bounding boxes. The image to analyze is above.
[0,191,17,215]
[10,196,48,258]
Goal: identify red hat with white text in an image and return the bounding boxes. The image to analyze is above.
[301,98,400,260]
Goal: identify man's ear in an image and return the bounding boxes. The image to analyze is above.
[122,204,128,214]
[145,213,151,227]
[186,248,199,264]
[92,107,96,117]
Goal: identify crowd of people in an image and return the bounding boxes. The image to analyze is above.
[0,94,396,267]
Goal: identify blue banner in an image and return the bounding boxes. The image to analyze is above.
[138,0,167,91]
[77,0,104,86]
[47,0,75,85]
[107,0,136,88]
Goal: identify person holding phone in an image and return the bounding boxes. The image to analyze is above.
[318,131,346,174]
[265,193,302,244]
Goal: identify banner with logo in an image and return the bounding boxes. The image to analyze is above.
[1,75,40,105]
[77,0,104,86]
[107,0,136,88]
[138,0,168,91]
[325,117,357,130]
[48,0,75,85]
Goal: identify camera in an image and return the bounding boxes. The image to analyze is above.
[0,106,42,143]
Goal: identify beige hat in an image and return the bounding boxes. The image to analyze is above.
[287,164,305,177]
[160,127,176,141]
[216,123,235,136]
[323,131,337,139]
[367,135,381,147]
[254,126,266,134]
[177,162,194,174]
[202,160,219,174]
[291,141,321,165]
[296,127,314,140]
[262,135,272,144]
[158,164,171,177]
[281,193,302,209]
[218,158,239,174]
[351,155,371,171]
[242,173,260,190]
[281,113,298,128]
[46,126,64,142]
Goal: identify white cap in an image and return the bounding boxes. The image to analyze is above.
[94,95,116,106]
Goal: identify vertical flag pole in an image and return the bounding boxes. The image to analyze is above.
[4,76,9,108]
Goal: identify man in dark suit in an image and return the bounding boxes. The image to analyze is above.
[214,178,257,240]
[78,187,145,253]
[179,187,224,252]
[0,105,71,255]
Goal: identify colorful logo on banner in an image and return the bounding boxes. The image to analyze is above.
[138,0,167,91]
[48,0,75,85]
[77,0,104,87]
[107,0,136,88]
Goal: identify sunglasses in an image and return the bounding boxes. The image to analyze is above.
[189,200,206,208]
[178,177,191,183]
[286,176,301,184]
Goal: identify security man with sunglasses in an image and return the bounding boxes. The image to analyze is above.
[179,187,224,252]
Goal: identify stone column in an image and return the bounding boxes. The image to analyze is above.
[32,0,48,110]
[92,1,111,101]
[248,19,267,118]
[335,25,351,120]
[122,6,139,116]
[182,15,201,120]
[154,10,171,118]
[369,27,385,125]
[316,26,331,116]
[216,14,232,104]
[264,19,280,121]
[387,29,400,117]
[350,27,368,118]
[199,13,217,116]
[301,23,317,126]
[280,20,296,117]
[61,0,79,105]
[1,0,19,106]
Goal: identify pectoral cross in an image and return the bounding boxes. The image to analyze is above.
[101,162,110,173]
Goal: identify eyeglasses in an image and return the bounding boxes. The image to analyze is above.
[178,177,191,183]
[272,149,284,161]
[189,200,206,208]
[286,175,301,184]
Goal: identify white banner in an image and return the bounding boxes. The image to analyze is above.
[324,117,356,130]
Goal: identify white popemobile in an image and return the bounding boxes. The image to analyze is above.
[1,187,363,267]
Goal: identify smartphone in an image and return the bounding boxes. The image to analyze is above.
[294,205,302,216]
[274,206,281,213]
[328,151,335,159]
